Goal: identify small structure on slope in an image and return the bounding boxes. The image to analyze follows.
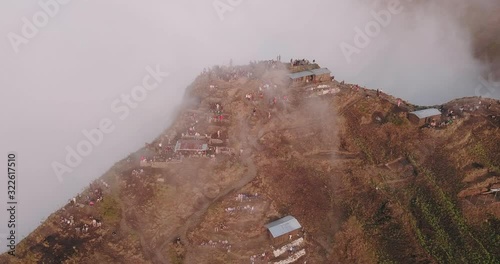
[265,216,302,245]
[310,68,332,82]
[407,108,442,125]
[288,68,331,86]
[174,139,208,154]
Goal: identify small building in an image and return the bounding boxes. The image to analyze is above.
[288,71,314,85]
[174,139,208,153]
[407,108,442,125]
[215,146,234,155]
[288,68,331,86]
[265,216,302,245]
[310,68,331,82]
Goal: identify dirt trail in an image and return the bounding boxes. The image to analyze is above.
[338,95,363,116]
[153,132,259,263]
[152,156,257,263]
[116,193,157,263]
[181,154,257,255]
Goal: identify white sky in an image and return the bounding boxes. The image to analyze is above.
[0,0,498,250]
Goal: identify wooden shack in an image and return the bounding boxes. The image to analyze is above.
[407,108,442,125]
[265,216,302,245]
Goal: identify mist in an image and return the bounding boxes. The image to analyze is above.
[0,0,498,248]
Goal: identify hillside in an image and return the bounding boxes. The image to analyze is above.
[2,61,500,264]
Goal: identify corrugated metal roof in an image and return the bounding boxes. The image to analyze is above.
[410,108,442,119]
[288,68,331,79]
[288,71,313,79]
[174,140,208,152]
[310,68,331,75]
[265,216,301,238]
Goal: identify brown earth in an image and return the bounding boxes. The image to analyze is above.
[1,61,500,264]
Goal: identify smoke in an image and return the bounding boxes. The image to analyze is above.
[0,0,498,246]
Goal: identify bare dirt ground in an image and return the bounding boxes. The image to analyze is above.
[2,61,500,264]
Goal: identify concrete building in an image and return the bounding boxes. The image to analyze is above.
[407,108,442,125]
[265,216,302,245]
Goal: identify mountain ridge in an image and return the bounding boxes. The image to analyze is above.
[2,61,500,263]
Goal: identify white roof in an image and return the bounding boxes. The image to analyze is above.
[288,68,331,79]
[310,68,331,75]
[265,216,301,238]
[410,108,441,119]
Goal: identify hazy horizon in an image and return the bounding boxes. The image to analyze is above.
[0,0,499,252]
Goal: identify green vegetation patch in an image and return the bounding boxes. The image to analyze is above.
[385,113,406,126]
[354,137,375,164]
[408,161,497,263]
[99,195,122,224]
[469,139,500,173]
